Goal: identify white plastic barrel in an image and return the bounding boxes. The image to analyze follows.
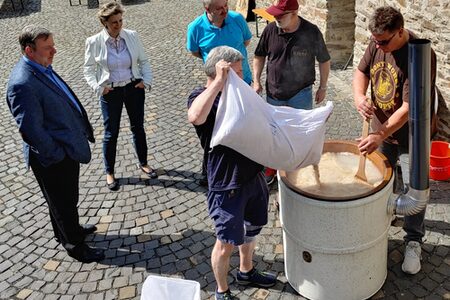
[278,141,394,300]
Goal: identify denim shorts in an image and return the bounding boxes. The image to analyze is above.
[207,173,269,246]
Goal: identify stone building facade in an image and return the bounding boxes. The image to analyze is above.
[253,0,449,140]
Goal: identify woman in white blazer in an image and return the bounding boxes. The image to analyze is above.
[84,1,157,191]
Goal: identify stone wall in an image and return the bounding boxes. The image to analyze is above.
[354,0,450,140]
[253,0,450,140]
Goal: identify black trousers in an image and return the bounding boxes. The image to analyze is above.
[29,154,84,250]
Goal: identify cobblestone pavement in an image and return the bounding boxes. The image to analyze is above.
[0,1,448,299]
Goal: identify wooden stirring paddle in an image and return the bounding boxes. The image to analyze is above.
[313,164,321,186]
[355,117,371,183]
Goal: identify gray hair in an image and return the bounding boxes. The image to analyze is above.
[204,46,243,78]
[19,25,52,54]
[97,1,125,25]
[202,0,213,8]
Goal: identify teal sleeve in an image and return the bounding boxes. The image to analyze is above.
[186,23,199,52]
[236,13,252,42]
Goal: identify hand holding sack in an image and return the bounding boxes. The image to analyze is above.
[210,69,333,171]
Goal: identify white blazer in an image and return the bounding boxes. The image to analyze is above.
[84,28,152,98]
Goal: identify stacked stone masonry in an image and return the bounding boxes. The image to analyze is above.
[255,0,450,140]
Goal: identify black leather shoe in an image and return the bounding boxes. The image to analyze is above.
[81,224,97,235]
[138,165,158,179]
[68,244,105,263]
[55,224,97,243]
[107,179,119,191]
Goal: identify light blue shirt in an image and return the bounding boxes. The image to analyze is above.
[187,11,252,84]
[23,56,82,113]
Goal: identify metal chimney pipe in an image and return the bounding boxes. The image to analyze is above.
[409,39,431,190]
[387,39,431,216]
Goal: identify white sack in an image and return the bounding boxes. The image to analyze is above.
[210,69,333,171]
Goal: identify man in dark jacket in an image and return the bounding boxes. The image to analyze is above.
[6,25,104,263]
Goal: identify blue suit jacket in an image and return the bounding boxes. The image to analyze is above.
[6,57,95,168]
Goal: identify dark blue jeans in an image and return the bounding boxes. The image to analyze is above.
[379,141,426,243]
[267,85,313,109]
[100,81,147,174]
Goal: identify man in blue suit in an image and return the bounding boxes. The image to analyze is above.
[6,25,104,263]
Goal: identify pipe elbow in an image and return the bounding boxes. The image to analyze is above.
[387,188,429,216]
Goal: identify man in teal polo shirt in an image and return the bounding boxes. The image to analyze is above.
[187,0,253,187]
[187,0,252,84]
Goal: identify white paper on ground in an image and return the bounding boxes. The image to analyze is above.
[210,69,334,171]
[141,275,200,300]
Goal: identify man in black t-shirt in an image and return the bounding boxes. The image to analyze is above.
[187,46,276,300]
[353,6,437,276]
[253,0,331,185]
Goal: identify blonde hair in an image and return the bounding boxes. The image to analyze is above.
[97,1,125,25]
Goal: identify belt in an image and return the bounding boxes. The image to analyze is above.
[107,78,135,88]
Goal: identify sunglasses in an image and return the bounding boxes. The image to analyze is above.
[371,32,397,46]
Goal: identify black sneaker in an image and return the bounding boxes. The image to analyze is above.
[264,168,277,185]
[199,174,208,187]
[236,268,277,288]
[215,289,239,300]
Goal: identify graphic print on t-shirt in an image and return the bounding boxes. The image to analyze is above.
[371,61,399,111]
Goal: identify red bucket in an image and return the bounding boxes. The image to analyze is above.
[430,141,450,181]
